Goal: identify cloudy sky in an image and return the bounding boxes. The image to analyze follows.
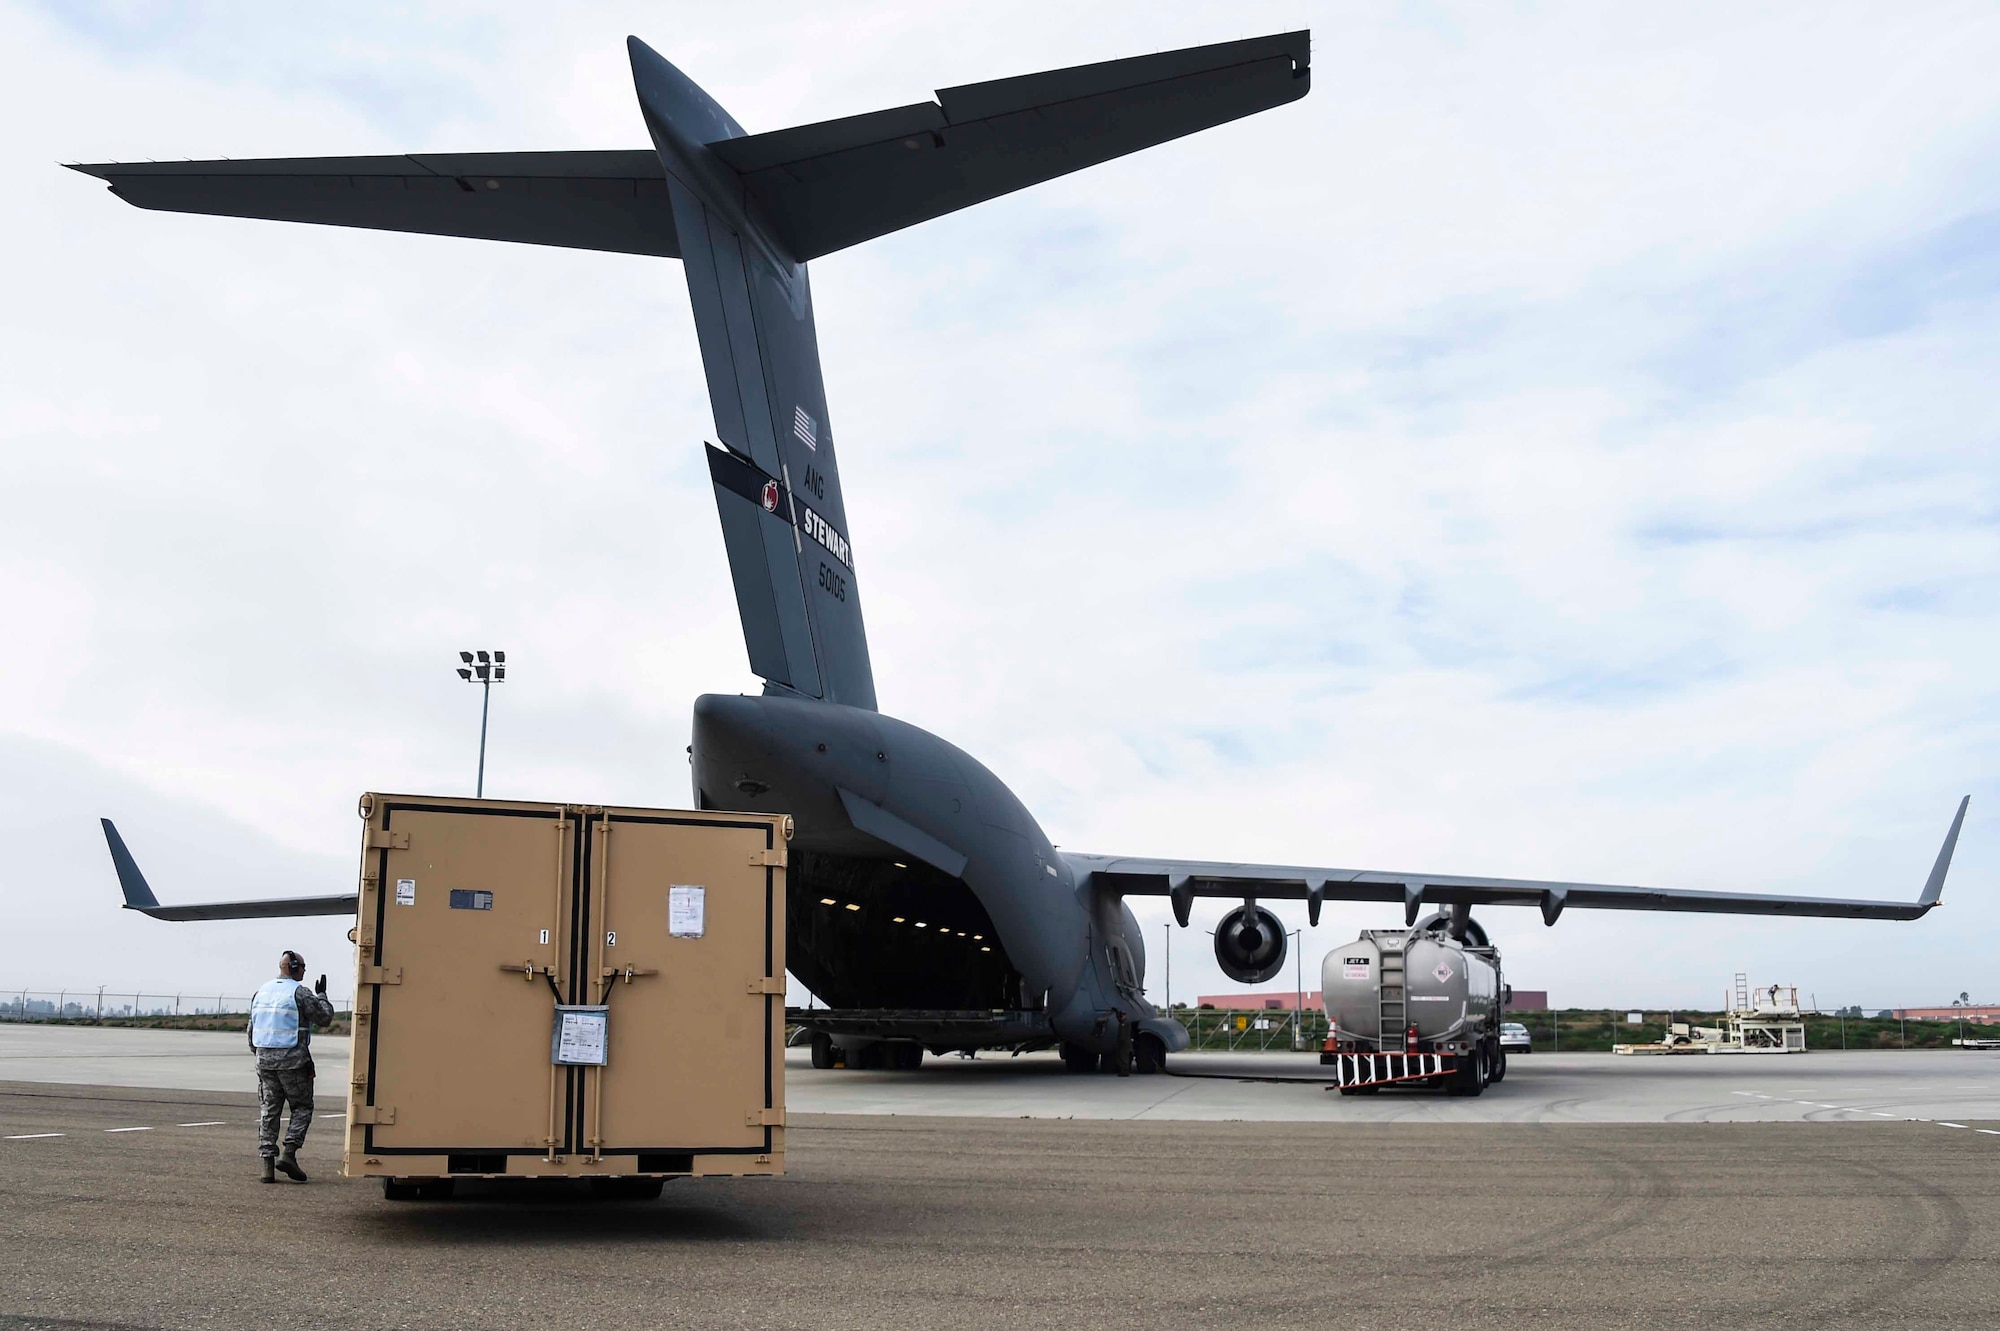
[3,2,1994,1013]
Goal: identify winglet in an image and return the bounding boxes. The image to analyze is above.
[1918,796,1969,911]
[100,819,161,911]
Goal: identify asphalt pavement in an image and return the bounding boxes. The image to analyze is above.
[2,1079,1995,1330]
[8,1023,2000,1123]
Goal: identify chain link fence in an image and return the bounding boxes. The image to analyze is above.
[3,987,353,1025]
[1166,1005,2000,1053]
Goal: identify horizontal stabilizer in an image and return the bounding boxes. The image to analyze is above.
[99,818,358,921]
[67,152,677,257]
[1069,796,1969,926]
[708,31,1311,260]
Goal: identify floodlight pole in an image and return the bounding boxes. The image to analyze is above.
[1290,927,1303,1050]
[476,675,492,798]
[457,649,506,799]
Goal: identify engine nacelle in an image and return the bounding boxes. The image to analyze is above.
[1214,903,1287,984]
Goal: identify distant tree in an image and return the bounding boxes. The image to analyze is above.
[1876,1010,1895,1019]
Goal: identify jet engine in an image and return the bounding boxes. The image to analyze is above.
[1214,903,1286,984]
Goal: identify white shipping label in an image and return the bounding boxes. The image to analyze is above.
[554,1009,608,1066]
[668,885,706,938]
[395,879,415,906]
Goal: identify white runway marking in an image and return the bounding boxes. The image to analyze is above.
[178,1121,226,1127]
[103,1126,152,1133]
[1937,1121,1968,1128]
[4,1133,63,1140]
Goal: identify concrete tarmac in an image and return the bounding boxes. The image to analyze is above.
[8,1024,2000,1123]
[2,1079,1996,1330]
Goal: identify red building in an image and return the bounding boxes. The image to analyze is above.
[1889,1006,2000,1021]
[1196,990,1323,1012]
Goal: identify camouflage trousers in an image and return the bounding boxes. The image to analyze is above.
[256,1063,315,1158]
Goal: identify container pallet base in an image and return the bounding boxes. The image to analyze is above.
[346,1151,780,1181]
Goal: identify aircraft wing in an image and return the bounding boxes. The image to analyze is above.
[709,30,1311,260]
[65,151,677,257]
[101,819,357,922]
[1064,796,1968,928]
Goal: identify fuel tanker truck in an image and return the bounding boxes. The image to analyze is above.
[1319,913,1507,1095]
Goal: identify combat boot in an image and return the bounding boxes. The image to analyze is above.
[260,1157,275,1184]
[276,1148,308,1182]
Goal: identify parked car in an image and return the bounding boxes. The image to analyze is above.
[1500,1022,1533,1053]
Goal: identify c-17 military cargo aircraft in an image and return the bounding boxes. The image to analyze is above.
[82,32,1967,1075]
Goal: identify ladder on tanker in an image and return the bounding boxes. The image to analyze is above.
[1377,935,1407,1051]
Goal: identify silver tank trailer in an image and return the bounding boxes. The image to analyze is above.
[1321,927,1501,1050]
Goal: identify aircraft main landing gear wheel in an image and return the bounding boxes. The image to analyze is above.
[1060,1043,1099,1074]
[809,1031,835,1069]
[1133,1034,1166,1075]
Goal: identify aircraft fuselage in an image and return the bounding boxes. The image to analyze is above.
[691,692,1170,1053]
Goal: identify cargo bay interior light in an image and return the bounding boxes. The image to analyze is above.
[456,647,505,798]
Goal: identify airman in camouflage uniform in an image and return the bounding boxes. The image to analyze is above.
[248,950,336,1182]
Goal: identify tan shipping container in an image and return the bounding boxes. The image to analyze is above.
[344,793,787,1195]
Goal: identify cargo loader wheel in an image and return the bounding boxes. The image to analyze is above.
[809,1031,835,1069]
[590,1176,666,1200]
[383,1178,454,1201]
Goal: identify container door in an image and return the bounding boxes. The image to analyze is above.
[363,802,573,1155]
[584,811,782,1156]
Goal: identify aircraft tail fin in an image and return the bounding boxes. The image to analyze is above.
[630,32,1309,710]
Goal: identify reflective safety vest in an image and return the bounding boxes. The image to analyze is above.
[249,978,304,1049]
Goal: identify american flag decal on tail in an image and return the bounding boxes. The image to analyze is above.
[793,406,817,451]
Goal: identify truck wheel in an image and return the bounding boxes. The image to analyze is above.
[809,1032,834,1069]
[1446,1049,1486,1097]
[383,1178,420,1201]
[1489,1046,1507,1084]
